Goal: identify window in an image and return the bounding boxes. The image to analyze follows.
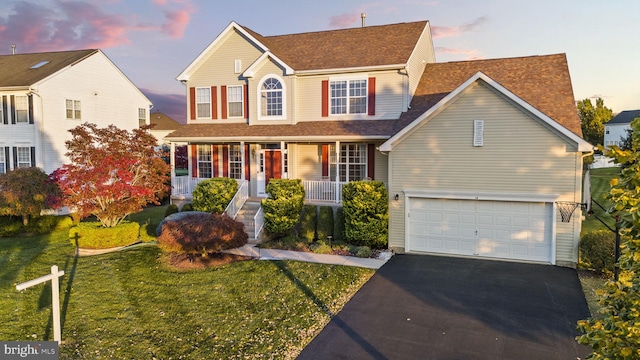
[16,147,31,168]
[227,86,243,118]
[66,99,81,119]
[197,145,212,178]
[329,143,367,182]
[15,95,29,123]
[229,144,242,179]
[330,79,367,115]
[260,77,283,118]
[196,88,211,118]
[0,148,5,174]
[138,108,146,127]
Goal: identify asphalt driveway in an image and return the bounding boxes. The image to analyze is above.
[297,254,591,360]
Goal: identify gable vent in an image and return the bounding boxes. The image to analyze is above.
[473,120,484,147]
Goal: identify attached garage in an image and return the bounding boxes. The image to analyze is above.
[406,195,555,264]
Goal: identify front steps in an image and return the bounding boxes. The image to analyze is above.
[235,197,262,243]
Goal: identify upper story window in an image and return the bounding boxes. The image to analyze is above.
[330,79,367,115]
[66,99,81,119]
[196,87,211,118]
[259,76,285,120]
[15,95,29,123]
[138,108,146,127]
[227,86,243,118]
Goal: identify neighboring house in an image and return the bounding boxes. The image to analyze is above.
[149,111,182,144]
[0,49,152,174]
[166,20,592,267]
[604,109,640,148]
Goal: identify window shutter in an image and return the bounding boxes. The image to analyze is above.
[244,144,250,180]
[30,147,35,167]
[3,147,8,172]
[367,144,375,179]
[12,147,17,170]
[222,145,229,177]
[189,87,196,120]
[1,95,7,124]
[244,84,249,120]
[10,95,15,124]
[191,145,198,177]
[321,80,329,117]
[28,95,34,124]
[368,77,376,116]
[321,144,329,177]
[221,85,227,119]
[211,86,218,120]
[212,145,219,177]
[473,120,484,147]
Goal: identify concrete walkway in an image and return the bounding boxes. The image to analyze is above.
[223,244,391,269]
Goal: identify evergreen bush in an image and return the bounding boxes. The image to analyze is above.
[191,178,238,214]
[342,180,388,249]
[26,215,74,234]
[300,205,317,241]
[69,221,141,249]
[180,203,194,212]
[0,216,22,237]
[579,230,616,274]
[262,179,305,237]
[317,206,334,241]
[164,204,179,217]
[333,207,345,243]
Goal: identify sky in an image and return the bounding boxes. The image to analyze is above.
[0,0,638,123]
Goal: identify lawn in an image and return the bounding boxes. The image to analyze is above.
[0,206,375,359]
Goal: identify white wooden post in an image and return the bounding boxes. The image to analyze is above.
[16,265,65,343]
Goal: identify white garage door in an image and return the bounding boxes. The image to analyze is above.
[408,198,552,263]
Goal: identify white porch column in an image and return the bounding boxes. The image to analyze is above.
[334,141,340,203]
[170,142,176,177]
[281,141,288,179]
[240,141,245,181]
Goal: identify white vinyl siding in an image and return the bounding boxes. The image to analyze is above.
[388,82,581,264]
[227,85,243,118]
[66,99,81,119]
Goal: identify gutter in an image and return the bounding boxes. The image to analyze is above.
[294,63,407,76]
[164,135,390,143]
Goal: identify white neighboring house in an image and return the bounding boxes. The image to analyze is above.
[604,109,640,148]
[0,49,152,174]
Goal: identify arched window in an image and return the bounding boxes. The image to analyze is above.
[258,76,285,119]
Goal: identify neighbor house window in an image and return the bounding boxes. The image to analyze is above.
[16,147,31,168]
[0,148,5,174]
[66,99,81,119]
[15,95,29,123]
[259,77,284,118]
[330,79,367,115]
[138,108,146,127]
[197,145,212,178]
[196,88,211,118]
[329,143,367,182]
[227,86,243,118]
[229,144,242,179]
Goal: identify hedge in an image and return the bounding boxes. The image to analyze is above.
[317,206,334,241]
[300,205,317,241]
[262,179,305,237]
[580,230,616,274]
[342,180,388,249]
[70,221,141,249]
[191,178,238,214]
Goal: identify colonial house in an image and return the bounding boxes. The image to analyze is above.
[604,109,640,148]
[166,20,592,267]
[0,49,152,174]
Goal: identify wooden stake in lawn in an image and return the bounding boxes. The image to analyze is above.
[16,265,65,343]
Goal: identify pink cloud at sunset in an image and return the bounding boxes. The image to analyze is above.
[161,8,193,38]
[431,16,488,38]
[329,13,363,28]
[435,46,483,60]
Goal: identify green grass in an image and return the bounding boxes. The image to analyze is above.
[581,167,620,234]
[1,214,374,358]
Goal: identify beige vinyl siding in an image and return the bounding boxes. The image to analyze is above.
[187,29,262,123]
[405,23,435,101]
[249,60,295,125]
[290,144,322,180]
[388,82,582,264]
[374,147,388,183]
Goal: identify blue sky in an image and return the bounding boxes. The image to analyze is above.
[1,0,638,123]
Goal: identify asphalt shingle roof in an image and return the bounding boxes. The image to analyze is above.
[150,111,182,130]
[606,110,640,125]
[0,49,97,87]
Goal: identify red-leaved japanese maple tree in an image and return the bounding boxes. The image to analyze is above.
[51,123,170,228]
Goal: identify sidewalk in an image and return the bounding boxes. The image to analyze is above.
[223,244,391,269]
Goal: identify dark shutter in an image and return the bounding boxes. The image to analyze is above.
[30,147,36,167]
[191,144,198,177]
[321,80,329,117]
[1,96,7,124]
[28,95,34,124]
[212,145,219,177]
[368,77,376,116]
[3,147,8,172]
[367,144,375,179]
[189,87,196,120]
[244,144,250,180]
[243,84,249,120]
[12,147,17,170]
[321,144,329,177]
[222,145,229,177]
[10,95,15,124]
[221,85,227,119]
[211,86,217,120]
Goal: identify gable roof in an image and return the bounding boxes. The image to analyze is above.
[381,71,592,152]
[0,49,97,88]
[606,110,640,125]
[150,111,182,130]
[396,53,583,137]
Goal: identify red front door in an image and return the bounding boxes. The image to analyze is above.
[264,150,282,187]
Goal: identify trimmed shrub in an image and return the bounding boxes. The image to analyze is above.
[580,230,616,274]
[262,179,305,237]
[164,204,179,218]
[139,222,155,242]
[355,246,372,258]
[300,205,317,242]
[181,203,194,212]
[0,216,22,237]
[317,206,334,241]
[334,207,345,243]
[191,178,238,214]
[342,180,388,249]
[310,240,333,254]
[157,212,248,256]
[69,221,141,249]
[26,215,74,234]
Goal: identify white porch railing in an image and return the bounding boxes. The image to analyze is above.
[171,176,207,196]
[254,206,264,239]
[224,179,248,219]
[303,180,345,203]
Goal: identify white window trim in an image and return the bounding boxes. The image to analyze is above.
[227,85,244,118]
[138,108,147,126]
[328,75,369,116]
[195,87,211,119]
[257,74,286,121]
[16,146,32,168]
[329,143,368,182]
[66,99,81,120]
[197,145,213,178]
[229,144,243,179]
[14,95,29,123]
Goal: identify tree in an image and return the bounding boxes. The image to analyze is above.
[0,167,61,226]
[51,123,170,228]
[576,117,640,359]
[577,98,613,146]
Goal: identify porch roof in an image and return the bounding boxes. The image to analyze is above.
[165,120,397,142]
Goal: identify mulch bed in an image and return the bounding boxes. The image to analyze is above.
[165,252,253,269]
